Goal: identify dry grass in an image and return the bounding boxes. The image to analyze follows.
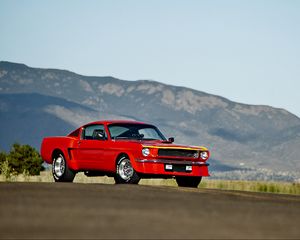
[1,171,299,195]
[199,179,300,195]
[0,170,53,183]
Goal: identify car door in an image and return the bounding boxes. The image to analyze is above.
[75,124,110,170]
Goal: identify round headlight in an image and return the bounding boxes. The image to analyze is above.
[142,148,150,157]
[200,151,208,160]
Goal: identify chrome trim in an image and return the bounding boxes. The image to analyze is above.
[136,158,209,166]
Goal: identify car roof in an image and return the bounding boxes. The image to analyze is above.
[68,120,157,137]
[83,120,150,126]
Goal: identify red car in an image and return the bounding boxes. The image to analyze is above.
[41,120,210,188]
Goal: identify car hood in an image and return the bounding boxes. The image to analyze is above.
[140,140,208,151]
[112,139,208,151]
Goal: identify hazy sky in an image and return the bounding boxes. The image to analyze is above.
[1,0,300,117]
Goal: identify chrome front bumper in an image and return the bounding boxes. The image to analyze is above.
[135,158,209,166]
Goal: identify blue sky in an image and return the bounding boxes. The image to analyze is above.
[1,0,300,117]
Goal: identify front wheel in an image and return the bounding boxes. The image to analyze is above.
[175,176,202,188]
[114,156,140,184]
[52,153,76,182]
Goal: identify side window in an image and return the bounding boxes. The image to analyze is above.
[83,125,107,140]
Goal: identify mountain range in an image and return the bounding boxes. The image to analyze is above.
[0,61,299,181]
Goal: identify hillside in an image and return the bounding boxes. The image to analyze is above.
[0,61,299,181]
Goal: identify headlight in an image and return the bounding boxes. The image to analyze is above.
[142,148,150,157]
[200,151,208,160]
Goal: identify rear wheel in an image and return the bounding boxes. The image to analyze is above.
[114,156,140,184]
[176,176,202,188]
[52,152,75,182]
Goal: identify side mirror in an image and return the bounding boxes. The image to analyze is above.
[168,137,174,143]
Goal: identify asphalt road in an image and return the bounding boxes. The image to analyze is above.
[0,182,300,239]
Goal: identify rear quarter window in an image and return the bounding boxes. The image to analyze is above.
[68,129,80,138]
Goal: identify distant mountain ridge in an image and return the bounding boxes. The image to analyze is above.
[1,61,299,181]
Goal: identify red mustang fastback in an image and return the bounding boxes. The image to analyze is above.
[41,120,210,188]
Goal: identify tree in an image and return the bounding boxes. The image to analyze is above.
[8,143,44,175]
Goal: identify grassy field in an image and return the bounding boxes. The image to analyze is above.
[1,171,300,195]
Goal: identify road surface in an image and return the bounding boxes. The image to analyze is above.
[0,182,299,239]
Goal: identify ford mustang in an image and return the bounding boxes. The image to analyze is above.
[40,120,210,187]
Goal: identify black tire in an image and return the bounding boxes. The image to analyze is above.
[175,176,202,188]
[52,152,76,182]
[114,156,140,184]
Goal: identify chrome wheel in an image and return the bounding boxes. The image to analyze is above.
[117,158,134,181]
[53,154,65,178]
[52,152,75,182]
[115,155,140,184]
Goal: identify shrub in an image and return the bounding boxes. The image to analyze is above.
[0,151,6,167]
[0,151,8,176]
[0,158,15,181]
[8,143,44,175]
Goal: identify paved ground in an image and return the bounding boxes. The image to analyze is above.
[0,182,300,239]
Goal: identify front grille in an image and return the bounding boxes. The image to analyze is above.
[158,149,198,158]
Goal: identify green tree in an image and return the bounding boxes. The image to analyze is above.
[8,143,44,175]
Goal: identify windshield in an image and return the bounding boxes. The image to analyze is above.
[108,123,166,141]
